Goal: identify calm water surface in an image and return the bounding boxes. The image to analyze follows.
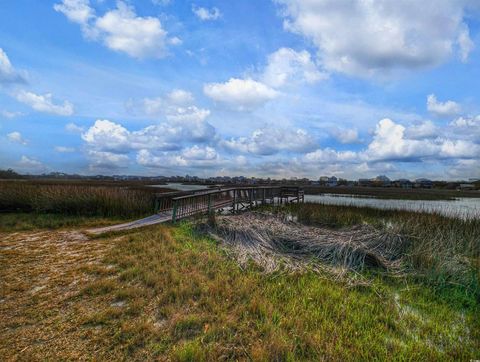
[304,193,480,219]
[150,183,211,192]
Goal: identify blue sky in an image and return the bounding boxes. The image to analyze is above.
[1,0,480,180]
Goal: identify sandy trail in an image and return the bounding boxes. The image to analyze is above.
[0,229,112,359]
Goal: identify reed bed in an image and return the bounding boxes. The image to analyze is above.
[202,204,479,296]
[202,212,406,275]
[201,212,408,275]
[0,182,156,217]
[283,203,479,293]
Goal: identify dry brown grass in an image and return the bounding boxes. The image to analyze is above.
[0,182,158,217]
[201,212,406,278]
[0,229,116,360]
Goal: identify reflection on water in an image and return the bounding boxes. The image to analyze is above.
[150,183,211,192]
[304,193,480,219]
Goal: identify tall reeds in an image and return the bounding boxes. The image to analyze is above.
[278,203,480,297]
[0,182,156,217]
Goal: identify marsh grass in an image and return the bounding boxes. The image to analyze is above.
[80,224,480,359]
[1,201,479,360]
[0,212,128,231]
[1,215,478,360]
[275,203,480,301]
[202,212,407,276]
[0,182,157,217]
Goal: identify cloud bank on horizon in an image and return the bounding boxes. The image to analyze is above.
[1,0,480,180]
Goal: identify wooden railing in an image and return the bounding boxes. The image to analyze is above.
[164,186,304,223]
[153,188,212,213]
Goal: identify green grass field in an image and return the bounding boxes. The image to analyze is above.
[1,204,479,360]
[0,212,130,231]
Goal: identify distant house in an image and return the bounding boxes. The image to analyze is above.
[358,178,372,187]
[394,179,413,189]
[327,176,338,187]
[415,178,433,189]
[319,176,338,187]
[319,176,329,185]
[373,175,391,187]
[458,183,475,190]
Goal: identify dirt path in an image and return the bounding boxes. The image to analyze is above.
[0,229,114,360]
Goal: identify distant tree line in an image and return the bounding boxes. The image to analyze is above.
[0,169,24,179]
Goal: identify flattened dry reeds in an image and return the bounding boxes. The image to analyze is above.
[201,212,408,276]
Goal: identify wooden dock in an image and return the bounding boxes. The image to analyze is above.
[163,186,304,223]
[86,186,303,234]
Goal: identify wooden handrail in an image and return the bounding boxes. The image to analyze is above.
[166,186,303,223]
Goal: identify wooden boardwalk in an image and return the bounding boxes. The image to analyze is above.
[86,186,304,235]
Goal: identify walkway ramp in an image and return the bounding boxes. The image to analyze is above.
[85,212,172,235]
[85,186,304,235]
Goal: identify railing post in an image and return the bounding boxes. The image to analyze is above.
[232,190,236,214]
[262,188,266,204]
[207,194,212,214]
[249,189,253,208]
[172,199,178,223]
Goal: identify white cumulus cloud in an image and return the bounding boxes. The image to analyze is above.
[192,5,221,21]
[222,127,316,155]
[458,25,474,62]
[130,89,210,124]
[95,2,168,58]
[1,110,23,119]
[304,148,358,163]
[181,145,218,160]
[65,122,84,133]
[55,146,75,153]
[87,150,129,170]
[262,47,327,88]
[404,120,438,139]
[137,148,222,169]
[365,118,479,161]
[451,115,480,128]
[53,0,95,36]
[82,116,216,156]
[54,0,177,59]
[18,156,46,172]
[7,131,27,145]
[15,90,74,116]
[82,119,131,153]
[427,94,461,118]
[166,89,195,105]
[204,78,278,111]
[331,128,360,144]
[276,0,475,77]
[0,48,27,85]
